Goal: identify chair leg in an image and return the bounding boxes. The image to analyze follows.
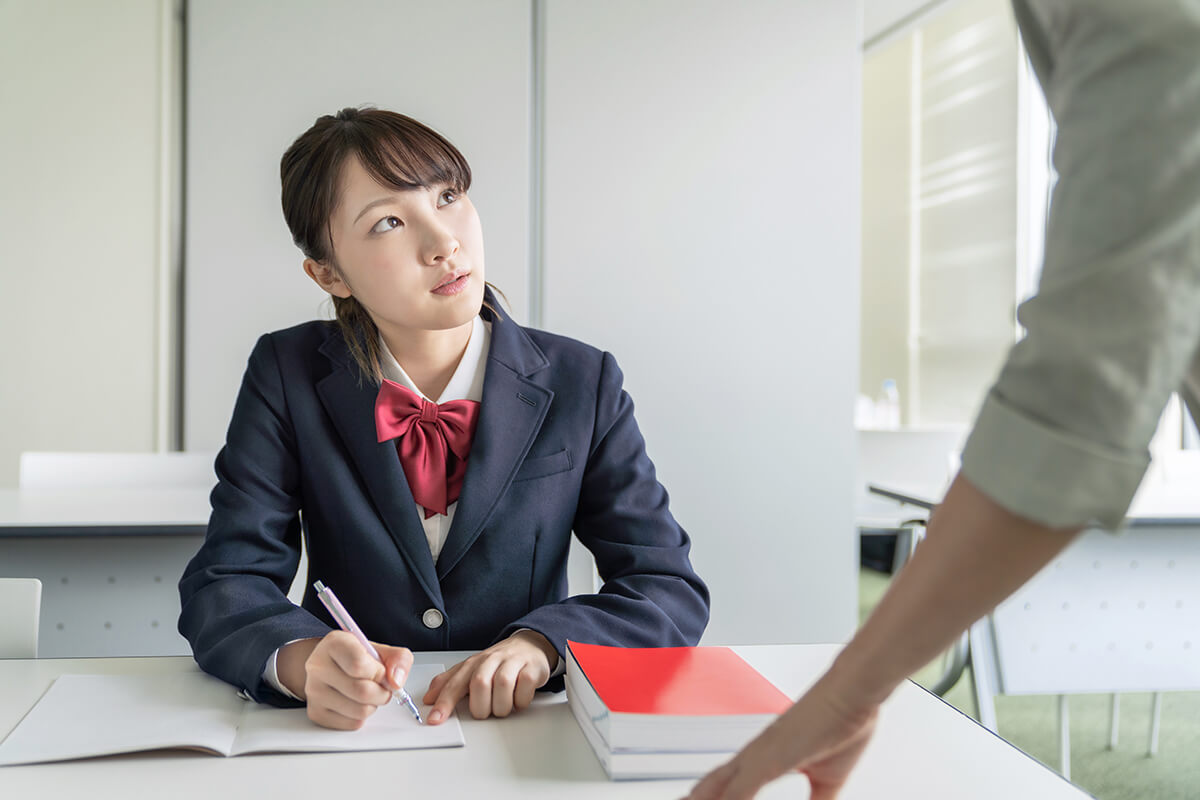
[1058,694,1071,781]
[1109,693,1120,749]
[930,629,970,697]
[968,619,999,731]
[1148,692,1162,757]
[890,521,925,573]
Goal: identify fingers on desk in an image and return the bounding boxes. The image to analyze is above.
[423,647,550,724]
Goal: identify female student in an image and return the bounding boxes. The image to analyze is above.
[178,107,709,731]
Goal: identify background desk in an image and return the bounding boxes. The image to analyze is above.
[0,487,211,657]
[864,479,1200,698]
[0,646,1091,799]
[866,480,1200,778]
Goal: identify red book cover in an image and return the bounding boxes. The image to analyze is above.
[567,641,792,716]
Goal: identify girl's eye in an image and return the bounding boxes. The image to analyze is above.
[371,216,401,234]
[439,189,458,207]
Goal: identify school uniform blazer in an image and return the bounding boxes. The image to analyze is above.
[178,298,710,706]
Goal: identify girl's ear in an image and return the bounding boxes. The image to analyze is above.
[303,258,352,298]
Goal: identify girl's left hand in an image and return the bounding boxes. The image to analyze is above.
[422,630,558,724]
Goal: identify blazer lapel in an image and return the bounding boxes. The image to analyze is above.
[316,332,443,606]
[436,304,552,580]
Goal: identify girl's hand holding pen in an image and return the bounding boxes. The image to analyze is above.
[277,632,415,731]
[422,630,557,724]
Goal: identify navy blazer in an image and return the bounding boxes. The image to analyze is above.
[178,298,710,705]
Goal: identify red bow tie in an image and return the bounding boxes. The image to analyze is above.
[374,379,481,518]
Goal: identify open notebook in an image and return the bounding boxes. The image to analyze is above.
[0,665,463,766]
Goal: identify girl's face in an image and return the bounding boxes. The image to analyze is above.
[308,155,486,339]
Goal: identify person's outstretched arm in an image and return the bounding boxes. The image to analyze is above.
[688,2,1200,796]
[685,474,1080,800]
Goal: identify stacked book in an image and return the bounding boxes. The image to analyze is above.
[565,640,793,780]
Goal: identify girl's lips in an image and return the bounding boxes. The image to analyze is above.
[432,272,470,296]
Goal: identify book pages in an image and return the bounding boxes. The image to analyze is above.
[0,665,462,766]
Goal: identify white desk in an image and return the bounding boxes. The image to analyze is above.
[0,488,211,535]
[0,647,1091,799]
[0,487,212,658]
[866,479,1200,525]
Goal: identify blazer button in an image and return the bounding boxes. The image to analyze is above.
[422,608,444,629]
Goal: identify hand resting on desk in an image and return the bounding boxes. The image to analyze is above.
[275,629,558,729]
[423,629,558,724]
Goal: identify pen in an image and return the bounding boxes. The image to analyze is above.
[313,580,424,724]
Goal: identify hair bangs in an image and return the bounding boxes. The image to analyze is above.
[350,115,472,195]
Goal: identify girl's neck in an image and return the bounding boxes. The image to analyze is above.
[381,319,474,401]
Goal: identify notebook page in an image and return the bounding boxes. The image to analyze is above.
[230,664,464,754]
[0,672,243,766]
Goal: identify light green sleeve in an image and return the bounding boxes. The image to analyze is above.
[962,1,1200,530]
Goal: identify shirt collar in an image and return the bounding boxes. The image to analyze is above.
[378,315,490,403]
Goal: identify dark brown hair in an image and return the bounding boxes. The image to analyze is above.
[280,106,497,383]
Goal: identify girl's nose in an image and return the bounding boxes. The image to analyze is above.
[421,221,460,265]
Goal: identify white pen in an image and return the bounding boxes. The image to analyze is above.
[314,580,424,724]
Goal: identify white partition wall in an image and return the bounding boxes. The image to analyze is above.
[542,1,861,644]
[0,0,171,486]
[185,0,532,450]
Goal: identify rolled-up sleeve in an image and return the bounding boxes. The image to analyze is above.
[962,0,1200,530]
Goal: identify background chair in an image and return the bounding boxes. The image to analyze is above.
[856,428,967,574]
[0,578,43,658]
[856,430,970,696]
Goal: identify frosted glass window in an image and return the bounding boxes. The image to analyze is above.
[860,0,1050,428]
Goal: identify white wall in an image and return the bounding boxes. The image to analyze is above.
[0,0,171,486]
[543,0,861,645]
[184,0,532,449]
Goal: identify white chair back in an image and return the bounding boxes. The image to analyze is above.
[0,578,42,658]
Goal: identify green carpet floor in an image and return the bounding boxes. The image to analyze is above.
[859,568,1200,800]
